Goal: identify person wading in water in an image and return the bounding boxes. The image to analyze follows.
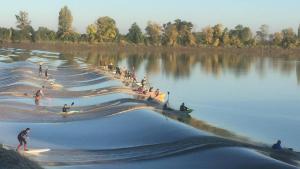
[34,86,45,105]
[39,64,43,76]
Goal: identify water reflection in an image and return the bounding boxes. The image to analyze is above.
[63,51,300,83]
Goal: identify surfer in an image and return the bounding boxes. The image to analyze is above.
[16,128,30,151]
[180,102,188,111]
[39,64,42,76]
[272,140,282,150]
[62,104,71,113]
[34,86,45,105]
[62,102,74,113]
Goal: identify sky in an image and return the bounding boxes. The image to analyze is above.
[0,0,299,34]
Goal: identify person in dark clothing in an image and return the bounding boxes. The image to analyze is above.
[45,69,48,79]
[272,140,282,150]
[180,102,188,111]
[39,64,42,76]
[62,104,71,113]
[141,77,146,86]
[116,66,121,75]
[17,128,30,151]
[108,63,113,71]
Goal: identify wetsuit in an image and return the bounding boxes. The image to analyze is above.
[17,130,28,145]
[34,89,43,105]
[141,79,146,86]
[39,65,42,75]
[62,106,70,112]
[180,105,188,111]
[35,90,42,99]
[272,143,282,150]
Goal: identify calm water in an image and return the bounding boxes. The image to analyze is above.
[81,52,300,150]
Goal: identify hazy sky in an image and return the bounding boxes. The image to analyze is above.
[0,0,299,34]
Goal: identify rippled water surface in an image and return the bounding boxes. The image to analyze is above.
[0,48,299,169]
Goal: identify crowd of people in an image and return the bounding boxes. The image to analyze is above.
[105,63,195,112]
[108,64,165,103]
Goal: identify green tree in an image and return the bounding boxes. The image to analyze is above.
[35,27,56,41]
[15,11,31,30]
[0,27,12,42]
[221,28,230,46]
[174,19,195,46]
[126,22,144,44]
[145,21,162,46]
[298,24,300,39]
[162,22,178,46]
[281,28,297,48]
[11,29,22,42]
[202,26,214,45]
[272,32,283,46]
[57,6,73,39]
[95,16,118,42]
[240,27,252,45]
[15,11,34,42]
[86,24,97,42]
[256,24,269,45]
[212,24,224,46]
[230,35,242,48]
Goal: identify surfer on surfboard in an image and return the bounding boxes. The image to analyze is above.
[62,102,74,113]
[16,128,30,151]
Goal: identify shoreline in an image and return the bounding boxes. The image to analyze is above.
[2,41,300,57]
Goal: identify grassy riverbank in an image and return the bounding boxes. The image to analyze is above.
[2,41,300,57]
[0,146,42,169]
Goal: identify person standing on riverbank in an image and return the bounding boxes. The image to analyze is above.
[16,128,30,151]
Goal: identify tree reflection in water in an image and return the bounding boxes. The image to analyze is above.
[61,50,300,85]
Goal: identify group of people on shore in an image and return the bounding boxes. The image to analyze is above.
[106,63,194,112]
[108,63,164,102]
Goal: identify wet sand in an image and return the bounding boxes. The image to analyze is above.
[0,48,299,169]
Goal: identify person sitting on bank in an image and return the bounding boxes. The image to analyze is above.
[149,87,154,93]
[62,104,71,113]
[116,66,121,75]
[154,89,160,97]
[180,102,188,111]
[108,63,113,70]
[141,77,146,86]
[272,140,282,150]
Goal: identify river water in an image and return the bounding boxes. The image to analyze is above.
[82,51,300,150]
[0,48,299,169]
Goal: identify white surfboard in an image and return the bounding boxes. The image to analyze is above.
[58,110,80,116]
[23,148,50,155]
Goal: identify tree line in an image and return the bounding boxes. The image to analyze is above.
[0,6,299,49]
